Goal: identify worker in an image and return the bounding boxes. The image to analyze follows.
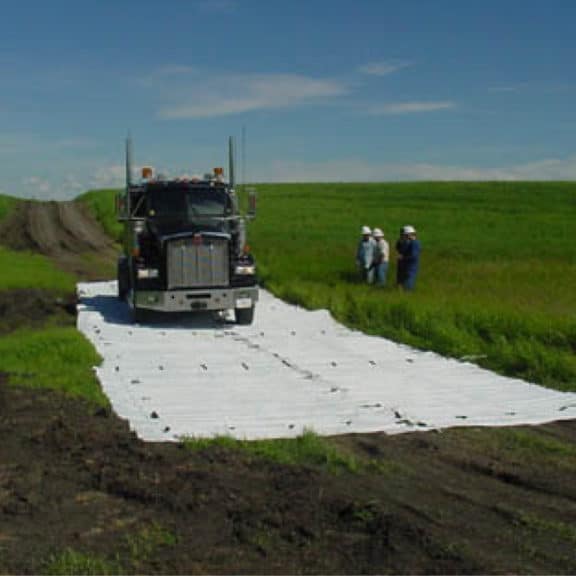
[356,225,376,284]
[372,228,389,286]
[397,225,420,290]
[395,227,409,288]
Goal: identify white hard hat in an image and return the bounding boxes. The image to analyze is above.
[373,228,384,238]
[402,225,416,235]
[361,225,372,235]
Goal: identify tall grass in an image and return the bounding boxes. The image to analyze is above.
[247,182,576,391]
[0,326,108,406]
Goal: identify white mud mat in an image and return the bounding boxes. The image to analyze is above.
[77,281,576,441]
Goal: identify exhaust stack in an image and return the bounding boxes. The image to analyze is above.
[126,136,133,188]
[124,136,134,218]
[228,136,235,189]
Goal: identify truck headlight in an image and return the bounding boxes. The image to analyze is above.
[234,264,255,275]
[137,269,160,279]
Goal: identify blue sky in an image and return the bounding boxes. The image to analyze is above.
[1,0,576,199]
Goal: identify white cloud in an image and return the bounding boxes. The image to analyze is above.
[159,73,348,119]
[358,60,411,76]
[8,154,576,201]
[254,155,576,182]
[89,164,126,189]
[21,176,52,194]
[367,101,456,115]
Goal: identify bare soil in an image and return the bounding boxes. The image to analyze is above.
[1,201,576,574]
[0,289,77,336]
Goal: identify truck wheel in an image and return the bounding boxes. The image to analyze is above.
[117,258,129,301]
[131,305,147,324]
[235,306,255,325]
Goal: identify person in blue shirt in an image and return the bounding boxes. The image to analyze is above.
[395,227,409,288]
[397,225,420,291]
[356,225,376,284]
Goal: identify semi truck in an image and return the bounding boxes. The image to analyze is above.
[116,138,258,324]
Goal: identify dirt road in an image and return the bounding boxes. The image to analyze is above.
[0,200,117,279]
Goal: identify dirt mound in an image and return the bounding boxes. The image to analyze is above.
[0,200,117,280]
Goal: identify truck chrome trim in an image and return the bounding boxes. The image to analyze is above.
[135,287,258,312]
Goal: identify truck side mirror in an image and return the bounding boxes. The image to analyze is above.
[247,187,257,219]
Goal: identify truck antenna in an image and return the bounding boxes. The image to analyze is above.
[228,136,235,189]
[241,125,247,192]
[126,134,133,188]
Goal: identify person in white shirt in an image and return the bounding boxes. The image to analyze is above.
[356,225,376,284]
[372,228,390,287]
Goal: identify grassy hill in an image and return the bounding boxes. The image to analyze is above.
[77,188,123,242]
[0,192,17,221]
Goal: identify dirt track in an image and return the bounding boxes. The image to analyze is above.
[1,200,576,574]
[0,200,117,280]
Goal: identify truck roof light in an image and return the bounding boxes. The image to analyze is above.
[142,166,154,180]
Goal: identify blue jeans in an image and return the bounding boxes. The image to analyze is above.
[403,267,418,291]
[374,262,389,286]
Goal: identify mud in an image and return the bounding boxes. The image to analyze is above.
[0,289,76,335]
[0,201,117,280]
[1,372,576,574]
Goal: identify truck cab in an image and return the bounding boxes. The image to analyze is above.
[116,140,258,324]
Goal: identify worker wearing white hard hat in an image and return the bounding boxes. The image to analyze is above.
[372,228,390,286]
[356,225,376,284]
[396,225,420,290]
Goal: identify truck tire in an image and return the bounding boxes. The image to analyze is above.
[131,304,147,324]
[117,258,129,301]
[235,306,255,325]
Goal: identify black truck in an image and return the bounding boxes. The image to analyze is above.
[116,138,258,324]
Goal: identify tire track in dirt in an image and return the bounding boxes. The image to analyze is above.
[0,200,117,280]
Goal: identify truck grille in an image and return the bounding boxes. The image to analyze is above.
[167,236,229,289]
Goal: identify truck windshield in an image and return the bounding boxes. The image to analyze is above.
[148,186,229,220]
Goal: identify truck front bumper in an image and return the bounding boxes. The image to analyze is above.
[134,286,258,313]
